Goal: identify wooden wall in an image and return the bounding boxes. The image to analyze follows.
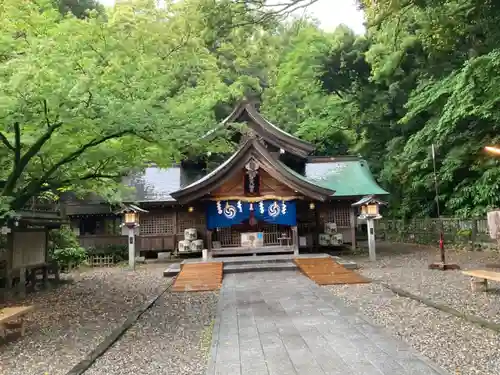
[76,206,207,252]
[12,230,47,268]
[76,200,357,252]
[211,169,296,198]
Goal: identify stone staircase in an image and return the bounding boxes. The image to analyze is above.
[163,254,357,277]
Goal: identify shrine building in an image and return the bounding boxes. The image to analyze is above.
[65,101,389,257]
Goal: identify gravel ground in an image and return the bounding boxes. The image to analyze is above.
[85,291,219,375]
[353,242,500,323]
[328,283,500,375]
[326,242,500,375]
[0,264,169,375]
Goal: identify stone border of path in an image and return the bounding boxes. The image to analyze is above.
[380,282,500,333]
[65,277,176,375]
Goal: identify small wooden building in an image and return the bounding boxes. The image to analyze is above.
[67,101,388,257]
[1,198,65,296]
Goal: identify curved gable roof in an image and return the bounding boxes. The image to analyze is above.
[305,157,389,197]
[206,101,315,158]
[170,139,334,204]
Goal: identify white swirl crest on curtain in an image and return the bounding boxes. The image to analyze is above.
[224,204,237,219]
[268,201,281,217]
[281,201,287,214]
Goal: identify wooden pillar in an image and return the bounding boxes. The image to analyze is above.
[350,206,357,251]
[42,266,49,289]
[471,218,478,251]
[4,231,14,300]
[314,203,321,253]
[18,267,26,298]
[291,225,299,255]
[206,229,212,258]
[43,228,50,288]
[173,209,179,256]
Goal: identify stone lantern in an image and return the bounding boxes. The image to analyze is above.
[116,204,148,270]
[352,195,387,261]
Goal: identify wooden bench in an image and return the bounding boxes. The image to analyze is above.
[462,270,500,292]
[0,305,34,338]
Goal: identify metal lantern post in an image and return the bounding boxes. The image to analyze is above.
[116,204,148,270]
[352,196,386,262]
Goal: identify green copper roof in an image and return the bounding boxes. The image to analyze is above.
[304,158,389,197]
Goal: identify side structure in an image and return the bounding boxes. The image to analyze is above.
[1,197,65,297]
[66,101,389,257]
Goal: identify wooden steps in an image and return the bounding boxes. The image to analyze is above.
[294,258,369,285]
[172,262,223,292]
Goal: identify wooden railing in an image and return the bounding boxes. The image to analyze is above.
[214,227,293,248]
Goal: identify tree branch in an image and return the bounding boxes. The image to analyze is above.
[2,121,63,196]
[38,130,132,185]
[10,131,132,210]
[14,122,20,167]
[0,132,14,152]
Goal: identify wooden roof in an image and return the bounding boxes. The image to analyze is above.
[170,138,334,204]
[206,100,315,158]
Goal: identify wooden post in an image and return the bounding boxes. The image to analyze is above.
[18,267,26,298]
[350,206,357,251]
[42,266,49,289]
[4,231,14,300]
[471,218,478,251]
[173,209,179,256]
[314,204,321,253]
[206,229,212,258]
[292,225,299,255]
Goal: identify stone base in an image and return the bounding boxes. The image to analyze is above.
[157,252,172,261]
[470,278,488,292]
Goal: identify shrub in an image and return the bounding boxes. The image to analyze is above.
[52,246,87,267]
[49,225,79,250]
[87,244,128,262]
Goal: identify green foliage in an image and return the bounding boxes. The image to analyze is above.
[49,226,80,250]
[56,0,105,18]
[87,244,128,262]
[52,246,87,267]
[0,0,229,218]
[2,0,499,221]
[456,229,472,238]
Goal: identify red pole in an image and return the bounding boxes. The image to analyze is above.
[439,230,445,263]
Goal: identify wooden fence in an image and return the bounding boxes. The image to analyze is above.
[375,217,495,249]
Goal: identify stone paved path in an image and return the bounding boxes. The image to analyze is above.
[207,271,450,375]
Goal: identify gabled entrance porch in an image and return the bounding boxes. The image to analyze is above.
[206,199,299,256]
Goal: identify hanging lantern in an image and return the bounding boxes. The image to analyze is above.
[309,202,316,210]
[188,206,194,213]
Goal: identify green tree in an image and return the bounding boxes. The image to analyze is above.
[0,0,228,219]
[57,0,105,18]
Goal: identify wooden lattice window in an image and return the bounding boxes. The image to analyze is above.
[216,227,241,247]
[322,205,351,227]
[177,212,206,233]
[140,214,174,235]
